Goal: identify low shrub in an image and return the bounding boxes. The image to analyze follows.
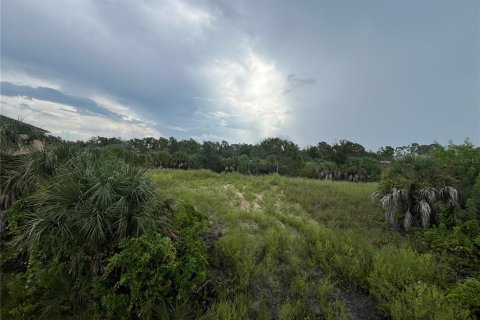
[448,278,480,319]
[100,234,208,318]
[389,282,470,320]
[368,246,450,318]
[215,229,260,291]
[420,220,480,278]
[208,294,250,320]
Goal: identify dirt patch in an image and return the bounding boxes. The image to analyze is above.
[223,184,262,212]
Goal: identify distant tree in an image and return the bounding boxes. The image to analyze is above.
[172,151,189,168]
[148,150,173,168]
[168,137,178,154]
[143,137,158,150]
[200,141,223,172]
[158,137,169,150]
[219,140,235,158]
[237,154,252,173]
[302,145,318,161]
[178,138,200,154]
[377,146,395,161]
[259,138,301,174]
[316,142,335,161]
[237,143,254,157]
[332,140,366,164]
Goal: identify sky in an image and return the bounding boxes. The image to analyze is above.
[1,0,479,150]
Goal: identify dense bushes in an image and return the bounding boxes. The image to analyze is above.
[368,248,439,314]
[420,220,480,278]
[448,278,480,317]
[369,141,480,319]
[368,246,477,319]
[1,146,210,319]
[15,155,174,249]
[98,234,207,319]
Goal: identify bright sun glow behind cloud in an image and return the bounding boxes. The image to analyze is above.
[203,49,290,141]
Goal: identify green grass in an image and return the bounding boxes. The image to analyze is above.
[151,170,474,319]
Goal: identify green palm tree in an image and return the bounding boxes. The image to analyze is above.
[373,155,459,230]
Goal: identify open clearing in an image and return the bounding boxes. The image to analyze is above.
[151,170,409,319]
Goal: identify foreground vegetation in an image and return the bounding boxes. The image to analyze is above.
[152,170,479,319]
[1,119,479,319]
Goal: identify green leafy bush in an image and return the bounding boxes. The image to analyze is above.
[448,278,480,318]
[368,246,449,318]
[4,252,99,319]
[420,220,480,277]
[101,234,207,318]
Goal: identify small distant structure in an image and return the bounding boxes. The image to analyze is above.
[379,160,391,164]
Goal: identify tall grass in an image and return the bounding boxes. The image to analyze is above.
[151,170,476,319]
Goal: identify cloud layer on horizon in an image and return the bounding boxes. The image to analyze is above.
[1,0,479,149]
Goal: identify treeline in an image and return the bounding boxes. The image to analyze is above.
[75,136,443,182]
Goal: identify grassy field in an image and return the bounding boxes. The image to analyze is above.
[151,170,468,320]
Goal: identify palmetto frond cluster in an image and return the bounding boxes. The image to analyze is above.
[14,149,174,251]
[373,185,459,230]
[0,142,80,231]
[372,154,462,230]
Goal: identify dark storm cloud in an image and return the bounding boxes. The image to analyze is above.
[1,0,478,148]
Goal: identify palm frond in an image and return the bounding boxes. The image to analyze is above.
[14,149,174,253]
[440,186,459,207]
[404,209,412,230]
[392,188,403,204]
[381,194,393,209]
[416,200,431,227]
[420,187,437,204]
[371,191,381,202]
[385,207,397,226]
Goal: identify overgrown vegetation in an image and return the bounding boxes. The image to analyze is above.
[1,123,210,319]
[152,169,478,319]
[1,120,478,319]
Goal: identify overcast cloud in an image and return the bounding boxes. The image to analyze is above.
[1,0,479,149]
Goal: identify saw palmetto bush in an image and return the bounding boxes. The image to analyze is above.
[373,155,459,230]
[0,142,80,233]
[2,142,79,197]
[2,147,184,319]
[14,149,174,254]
